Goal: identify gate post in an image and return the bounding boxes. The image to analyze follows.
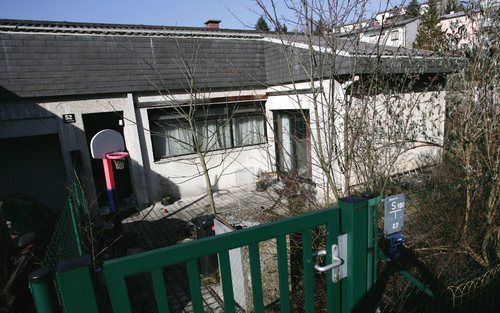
[362,193,381,291]
[55,255,99,313]
[339,195,377,313]
[29,268,59,313]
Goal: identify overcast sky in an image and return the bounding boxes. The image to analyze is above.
[0,0,401,29]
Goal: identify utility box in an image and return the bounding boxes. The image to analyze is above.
[385,232,404,261]
[191,215,219,281]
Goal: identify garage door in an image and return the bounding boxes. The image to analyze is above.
[0,134,67,212]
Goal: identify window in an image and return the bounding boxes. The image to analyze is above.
[273,110,311,178]
[391,30,399,41]
[149,102,266,160]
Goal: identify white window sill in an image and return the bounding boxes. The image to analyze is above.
[153,143,271,164]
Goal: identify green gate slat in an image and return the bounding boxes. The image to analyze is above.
[276,235,290,312]
[248,243,265,313]
[151,268,170,313]
[105,275,132,313]
[302,230,314,313]
[326,217,341,313]
[186,260,204,313]
[218,251,236,313]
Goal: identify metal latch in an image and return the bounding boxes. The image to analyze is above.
[313,234,348,283]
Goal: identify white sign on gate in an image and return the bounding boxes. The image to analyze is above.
[384,194,405,235]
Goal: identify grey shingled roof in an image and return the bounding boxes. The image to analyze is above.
[0,29,266,97]
[0,19,453,99]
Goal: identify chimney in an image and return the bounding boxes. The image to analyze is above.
[205,19,221,30]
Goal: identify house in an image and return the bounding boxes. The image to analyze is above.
[0,19,453,211]
[338,1,499,51]
[336,7,420,48]
[439,3,499,49]
[439,11,478,48]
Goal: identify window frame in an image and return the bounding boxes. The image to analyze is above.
[390,30,400,41]
[149,101,267,160]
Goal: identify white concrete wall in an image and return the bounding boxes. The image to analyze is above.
[349,90,446,186]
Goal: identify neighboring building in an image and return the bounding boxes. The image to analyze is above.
[439,1,499,48]
[439,11,479,48]
[337,7,420,48]
[338,2,498,50]
[0,19,452,211]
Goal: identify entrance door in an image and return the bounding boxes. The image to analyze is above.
[273,110,311,178]
[82,112,133,207]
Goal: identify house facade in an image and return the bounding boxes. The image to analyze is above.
[338,1,499,50]
[337,7,420,48]
[0,19,451,211]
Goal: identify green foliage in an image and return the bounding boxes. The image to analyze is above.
[255,16,270,32]
[275,22,288,32]
[407,0,421,16]
[314,19,327,34]
[414,0,445,51]
[445,0,465,13]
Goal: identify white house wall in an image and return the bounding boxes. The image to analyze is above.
[265,80,446,200]
[349,90,446,186]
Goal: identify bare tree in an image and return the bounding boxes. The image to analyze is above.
[138,40,268,215]
[256,0,446,205]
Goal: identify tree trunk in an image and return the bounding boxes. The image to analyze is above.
[197,151,217,215]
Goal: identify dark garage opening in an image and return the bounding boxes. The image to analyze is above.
[0,134,67,212]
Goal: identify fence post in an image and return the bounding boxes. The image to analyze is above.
[339,195,371,313]
[29,268,59,313]
[68,198,83,256]
[56,255,99,313]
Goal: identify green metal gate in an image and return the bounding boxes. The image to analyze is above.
[31,195,380,313]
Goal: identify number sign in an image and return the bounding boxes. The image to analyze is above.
[63,114,76,123]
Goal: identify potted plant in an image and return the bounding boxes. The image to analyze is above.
[161,194,175,206]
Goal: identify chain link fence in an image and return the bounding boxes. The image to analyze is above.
[42,182,87,270]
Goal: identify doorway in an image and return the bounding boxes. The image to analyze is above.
[273,110,311,179]
[82,112,133,207]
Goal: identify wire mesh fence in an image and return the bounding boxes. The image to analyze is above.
[446,264,499,313]
[42,182,87,270]
[376,261,499,313]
